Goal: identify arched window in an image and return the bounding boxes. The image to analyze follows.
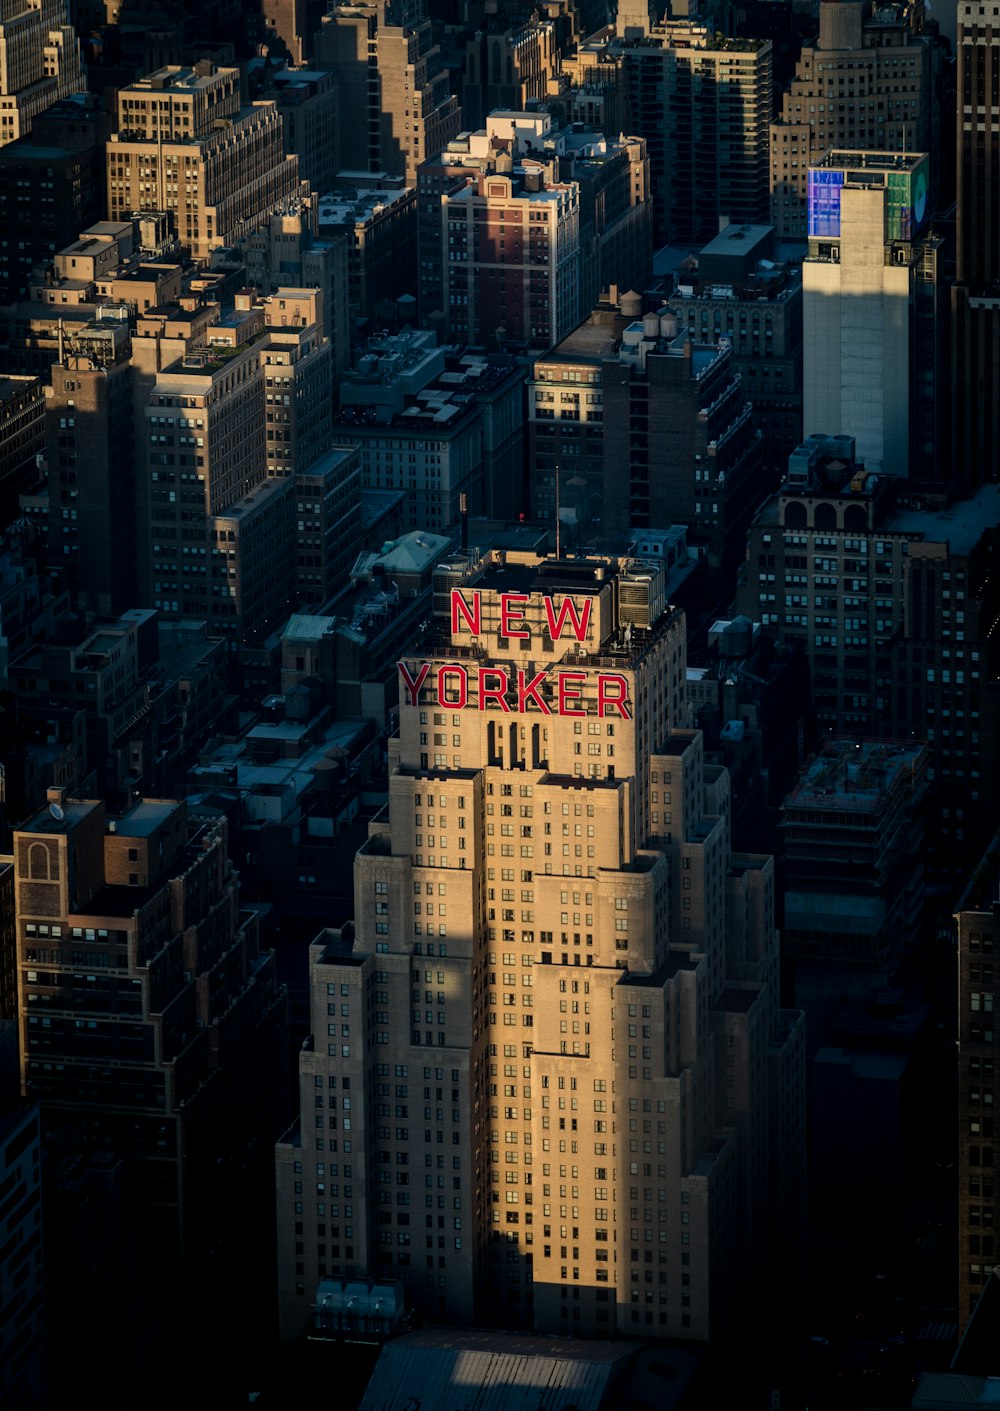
[783,501,807,528]
[28,843,51,880]
[844,504,867,532]
[814,503,837,530]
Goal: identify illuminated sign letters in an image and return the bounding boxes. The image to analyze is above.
[402,591,631,719]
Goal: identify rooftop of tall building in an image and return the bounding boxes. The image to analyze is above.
[120,62,238,94]
[784,739,927,813]
[810,148,928,174]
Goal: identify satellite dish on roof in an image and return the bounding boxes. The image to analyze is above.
[49,802,65,822]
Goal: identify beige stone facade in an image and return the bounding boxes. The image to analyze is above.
[106,64,300,261]
[276,550,804,1342]
[0,0,83,147]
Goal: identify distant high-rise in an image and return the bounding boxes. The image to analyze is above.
[802,150,942,478]
[45,315,137,616]
[316,2,460,188]
[275,548,806,1342]
[769,0,934,239]
[952,0,1000,488]
[737,445,1000,878]
[13,792,287,1286]
[0,0,84,147]
[441,131,581,351]
[956,835,1000,1327]
[461,15,561,130]
[601,310,763,598]
[621,25,773,244]
[106,64,300,261]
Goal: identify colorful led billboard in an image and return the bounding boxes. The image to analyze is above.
[807,154,930,241]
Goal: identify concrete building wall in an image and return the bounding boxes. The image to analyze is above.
[803,186,911,475]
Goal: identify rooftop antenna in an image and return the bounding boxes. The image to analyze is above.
[555,463,561,560]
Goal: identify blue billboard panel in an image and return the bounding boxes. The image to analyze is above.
[807,167,845,238]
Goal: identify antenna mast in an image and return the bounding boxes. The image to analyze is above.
[555,463,561,560]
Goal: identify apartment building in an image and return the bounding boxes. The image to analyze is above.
[620,26,773,244]
[44,313,136,615]
[443,145,581,353]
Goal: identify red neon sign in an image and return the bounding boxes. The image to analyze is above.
[400,661,631,720]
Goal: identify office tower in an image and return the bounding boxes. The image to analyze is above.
[140,318,295,643]
[442,133,581,352]
[317,176,418,331]
[781,739,928,995]
[275,548,805,1340]
[952,0,1000,489]
[106,63,300,261]
[0,94,111,305]
[616,0,657,38]
[528,290,628,541]
[293,446,363,604]
[601,308,763,598]
[316,2,460,188]
[622,25,773,244]
[238,195,352,380]
[0,0,83,147]
[738,441,1000,878]
[673,223,803,479]
[0,376,44,529]
[262,0,327,64]
[770,0,935,238]
[956,835,1000,1328]
[461,15,561,130]
[44,313,137,616]
[13,791,286,1287]
[254,65,340,198]
[334,332,526,528]
[802,150,940,478]
[260,289,334,477]
[527,293,764,589]
[569,134,652,324]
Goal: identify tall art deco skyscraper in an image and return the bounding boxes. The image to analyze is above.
[952,0,1000,487]
[276,550,805,1343]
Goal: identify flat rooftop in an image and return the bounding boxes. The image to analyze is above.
[785,739,925,812]
[113,799,182,837]
[123,64,237,93]
[890,483,1000,558]
[538,310,627,366]
[699,222,773,257]
[316,184,413,225]
[19,799,101,835]
[813,149,927,174]
[360,1327,640,1411]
